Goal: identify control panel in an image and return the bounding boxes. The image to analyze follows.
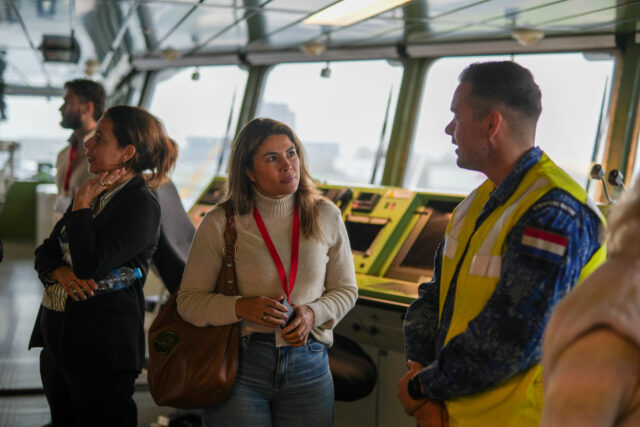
[187,177,226,229]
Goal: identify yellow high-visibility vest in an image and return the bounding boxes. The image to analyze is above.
[440,153,606,427]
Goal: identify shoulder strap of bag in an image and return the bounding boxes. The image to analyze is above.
[216,201,238,296]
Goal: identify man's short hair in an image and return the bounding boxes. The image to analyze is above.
[64,79,106,121]
[459,61,542,122]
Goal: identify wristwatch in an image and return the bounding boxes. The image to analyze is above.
[407,375,426,399]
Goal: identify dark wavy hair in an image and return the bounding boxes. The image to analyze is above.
[221,117,323,239]
[102,106,178,189]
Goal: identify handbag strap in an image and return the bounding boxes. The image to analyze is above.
[217,201,238,296]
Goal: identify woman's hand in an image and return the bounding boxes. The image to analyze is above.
[235,296,289,327]
[73,167,128,211]
[50,265,98,301]
[281,304,315,347]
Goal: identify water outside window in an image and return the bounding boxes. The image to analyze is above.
[146,65,247,209]
[406,53,615,195]
[258,60,403,186]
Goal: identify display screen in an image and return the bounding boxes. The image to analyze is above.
[385,208,451,282]
[345,216,387,254]
[358,192,376,201]
[400,211,450,269]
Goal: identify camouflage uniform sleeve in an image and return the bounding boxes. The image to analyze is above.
[403,241,443,365]
[415,189,603,400]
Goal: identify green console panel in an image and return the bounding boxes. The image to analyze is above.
[355,191,464,305]
[379,192,463,281]
[318,184,420,276]
[188,176,227,229]
[356,273,418,305]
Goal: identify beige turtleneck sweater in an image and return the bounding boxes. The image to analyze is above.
[177,191,358,347]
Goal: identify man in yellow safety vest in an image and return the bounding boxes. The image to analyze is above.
[397,61,606,427]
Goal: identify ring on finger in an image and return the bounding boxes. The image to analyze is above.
[98,180,105,186]
[261,314,267,321]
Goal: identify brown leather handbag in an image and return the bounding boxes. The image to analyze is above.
[148,202,239,409]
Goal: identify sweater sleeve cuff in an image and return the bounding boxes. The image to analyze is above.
[305,302,331,327]
[211,295,243,325]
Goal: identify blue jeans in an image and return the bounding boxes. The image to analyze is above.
[204,333,334,427]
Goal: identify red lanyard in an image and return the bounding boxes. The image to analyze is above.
[63,142,77,192]
[253,204,300,301]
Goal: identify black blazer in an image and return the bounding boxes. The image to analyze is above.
[30,175,160,372]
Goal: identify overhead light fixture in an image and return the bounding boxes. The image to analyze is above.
[161,47,181,61]
[39,34,80,63]
[301,41,327,57]
[84,58,100,76]
[511,29,545,47]
[303,0,411,27]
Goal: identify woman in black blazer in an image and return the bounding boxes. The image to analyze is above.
[30,106,177,426]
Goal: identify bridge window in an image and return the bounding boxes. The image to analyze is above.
[258,60,403,185]
[146,65,247,209]
[406,53,615,194]
[0,96,67,180]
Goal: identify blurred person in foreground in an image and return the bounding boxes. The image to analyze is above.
[177,117,358,427]
[29,106,177,426]
[542,179,640,427]
[397,61,606,427]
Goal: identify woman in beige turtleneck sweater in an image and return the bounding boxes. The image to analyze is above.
[541,179,640,427]
[177,118,358,427]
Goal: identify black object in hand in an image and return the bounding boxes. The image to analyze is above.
[281,299,296,328]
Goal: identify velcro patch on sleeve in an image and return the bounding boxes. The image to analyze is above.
[520,227,568,263]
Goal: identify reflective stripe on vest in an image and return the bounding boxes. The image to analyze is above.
[468,177,549,278]
[443,189,478,259]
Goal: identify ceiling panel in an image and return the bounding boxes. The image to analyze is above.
[423,0,495,18]
[509,0,618,27]
[408,22,510,42]
[158,5,246,51]
[1,0,94,87]
[2,49,43,86]
[261,9,312,35]
[398,0,631,42]
[116,2,148,56]
[198,26,249,52]
[263,0,340,14]
[328,18,406,45]
[0,21,30,50]
[261,11,327,48]
[139,1,195,49]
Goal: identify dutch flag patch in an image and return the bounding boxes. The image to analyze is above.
[521,227,568,263]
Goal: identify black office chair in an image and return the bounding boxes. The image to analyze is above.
[152,180,196,294]
[329,334,377,401]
